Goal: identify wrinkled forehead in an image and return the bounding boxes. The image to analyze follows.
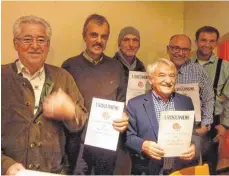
[18,23,47,36]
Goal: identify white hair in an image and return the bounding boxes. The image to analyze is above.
[13,15,52,39]
[147,58,177,78]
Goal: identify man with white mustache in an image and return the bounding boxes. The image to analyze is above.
[191,26,229,175]
[62,14,129,175]
[126,58,200,175]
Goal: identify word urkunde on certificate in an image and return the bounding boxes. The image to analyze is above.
[84,98,124,151]
[157,111,195,157]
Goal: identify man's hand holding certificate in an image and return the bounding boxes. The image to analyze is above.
[84,98,125,151]
[157,111,195,157]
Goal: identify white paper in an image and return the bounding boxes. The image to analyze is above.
[175,83,201,122]
[16,169,64,176]
[84,98,124,151]
[126,71,151,104]
[157,111,195,157]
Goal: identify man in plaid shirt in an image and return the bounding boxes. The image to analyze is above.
[167,34,214,136]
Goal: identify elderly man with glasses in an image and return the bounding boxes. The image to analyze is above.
[1,15,88,175]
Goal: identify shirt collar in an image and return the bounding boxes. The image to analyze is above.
[179,59,191,74]
[152,90,174,102]
[16,59,44,79]
[83,50,103,65]
[194,52,217,64]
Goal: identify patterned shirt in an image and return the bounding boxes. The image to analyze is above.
[191,53,229,127]
[16,60,45,114]
[176,60,214,126]
[152,91,175,171]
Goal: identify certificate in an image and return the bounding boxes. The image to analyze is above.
[175,83,201,122]
[16,169,64,176]
[157,111,195,157]
[126,71,151,104]
[84,98,124,151]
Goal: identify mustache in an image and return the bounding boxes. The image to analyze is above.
[93,43,103,48]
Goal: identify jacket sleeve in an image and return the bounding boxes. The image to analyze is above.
[62,71,88,132]
[1,151,17,175]
[125,100,144,154]
[116,62,127,102]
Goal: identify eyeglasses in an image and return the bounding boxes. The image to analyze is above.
[15,36,49,46]
[168,45,191,54]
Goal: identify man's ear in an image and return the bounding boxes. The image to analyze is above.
[148,76,153,85]
[195,40,198,46]
[13,39,19,51]
[166,45,169,54]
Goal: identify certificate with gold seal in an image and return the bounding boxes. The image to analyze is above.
[157,111,195,157]
[84,98,124,151]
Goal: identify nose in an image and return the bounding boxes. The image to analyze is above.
[31,38,39,48]
[164,76,172,83]
[96,36,102,43]
[129,39,134,47]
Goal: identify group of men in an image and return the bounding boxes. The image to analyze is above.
[1,13,228,175]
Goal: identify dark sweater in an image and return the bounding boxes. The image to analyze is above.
[113,52,146,89]
[62,52,126,112]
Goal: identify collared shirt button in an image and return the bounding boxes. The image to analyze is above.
[25,102,30,106]
[28,164,34,169]
[36,121,42,125]
[22,82,26,86]
[38,142,43,147]
[35,164,40,169]
[30,142,36,148]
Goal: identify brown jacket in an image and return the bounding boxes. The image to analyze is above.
[1,62,87,174]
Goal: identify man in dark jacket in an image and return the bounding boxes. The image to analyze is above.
[1,15,87,175]
[113,26,146,174]
[113,26,146,90]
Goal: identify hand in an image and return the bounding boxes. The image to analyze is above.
[141,140,164,160]
[213,124,226,142]
[195,125,208,136]
[43,88,75,120]
[6,163,25,175]
[180,144,195,160]
[112,112,129,133]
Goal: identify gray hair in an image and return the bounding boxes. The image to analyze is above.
[13,15,52,40]
[82,14,110,37]
[147,58,177,78]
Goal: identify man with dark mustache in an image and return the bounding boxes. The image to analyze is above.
[61,14,128,175]
[191,26,229,174]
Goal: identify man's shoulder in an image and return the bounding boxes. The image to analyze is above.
[1,63,13,76]
[62,53,84,65]
[185,60,206,73]
[174,92,192,101]
[102,55,123,68]
[128,92,150,104]
[45,64,73,78]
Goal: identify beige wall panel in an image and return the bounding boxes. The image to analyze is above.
[184,1,229,50]
[2,1,184,66]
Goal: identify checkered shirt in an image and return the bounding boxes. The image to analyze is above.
[176,60,214,126]
[152,92,175,171]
